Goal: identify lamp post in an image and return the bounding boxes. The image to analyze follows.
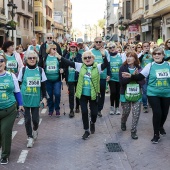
[119,15,124,44]
[7,1,17,42]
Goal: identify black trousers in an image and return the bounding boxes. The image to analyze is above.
[98,79,106,111]
[148,96,170,135]
[109,81,120,108]
[79,95,98,130]
[67,82,79,110]
[24,107,39,138]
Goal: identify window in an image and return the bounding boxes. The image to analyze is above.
[27,20,29,29]
[24,19,26,28]
[145,0,149,10]
[31,22,33,30]
[17,16,20,27]
[35,12,38,26]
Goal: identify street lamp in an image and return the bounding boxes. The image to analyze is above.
[7,1,18,41]
[119,14,124,44]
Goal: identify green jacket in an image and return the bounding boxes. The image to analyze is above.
[76,63,100,100]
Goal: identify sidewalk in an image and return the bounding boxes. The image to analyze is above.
[1,83,170,170]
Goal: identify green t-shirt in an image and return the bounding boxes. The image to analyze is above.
[147,62,170,97]
[110,54,122,82]
[91,48,107,79]
[164,50,170,62]
[141,53,153,68]
[30,45,40,52]
[6,54,18,74]
[45,55,59,81]
[0,72,16,109]
[21,67,41,107]
[82,66,92,96]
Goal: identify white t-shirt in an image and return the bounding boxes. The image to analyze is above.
[18,66,47,82]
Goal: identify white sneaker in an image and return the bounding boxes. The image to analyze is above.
[109,106,114,115]
[27,137,34,148]
[115,108,120,115]
[33,130,38,140]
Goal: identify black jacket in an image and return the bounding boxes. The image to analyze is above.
[64,52,82,83]
[38,41,62,68]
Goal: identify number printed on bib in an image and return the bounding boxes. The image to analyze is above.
[7,60,17,68]
[47,61,57,71]
[126,84,140,94]
[27,77,40,87]
[156,68,170,79]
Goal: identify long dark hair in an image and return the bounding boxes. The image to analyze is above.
[123,52,140,67]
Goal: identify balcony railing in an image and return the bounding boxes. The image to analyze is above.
[22,0,25,10]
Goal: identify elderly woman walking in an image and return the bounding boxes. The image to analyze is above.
[18,50,47,148]
[55,50,108,139]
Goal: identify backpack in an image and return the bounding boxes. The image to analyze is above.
[125,81,142,102]
[22,66,42,82]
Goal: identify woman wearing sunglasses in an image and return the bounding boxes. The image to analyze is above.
[0,54,24,164]
[45,44,64,117]
[135,44,142,58]
[164,39,170,61]
[64,42,82,118]
[18,50,47,148]
[55,50,108,140]
[2,41,24,76]
[107,42,123,115]
[122,47,170,144]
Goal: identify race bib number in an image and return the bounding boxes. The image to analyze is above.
[47,61,57,71]
[27,77,40,87]
[126,84,140,94]
[7,60,17,68]
[156,69,170,79]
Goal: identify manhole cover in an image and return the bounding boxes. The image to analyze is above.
[106,143,123,152]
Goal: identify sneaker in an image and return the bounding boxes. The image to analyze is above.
[151,135,160,144]
[98,111,102,117]
[121,123,126,131]
[160,128,166,136]
[109,106,114,115]
[106,89,109,93]
[143,106,148,113]
[1,158,8,165]
[75,108,80,113]
[69,110,74,118]
[48,112,53,116]
[16,112,21,118]
[56,111,60,117]
[27,137,34,148]
[131,132,138,140]
[82,131,90,140]
[90,121,95,134]
[33,130,38,140]
[115,108,120,115]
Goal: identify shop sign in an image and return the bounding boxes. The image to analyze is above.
[128,24,139,33]
[141,25,149,32]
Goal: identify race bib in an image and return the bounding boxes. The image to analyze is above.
[47,61,57,71]
[126,84,140,94]
[7,60,17,68]
[27,77,40,87]
[156,69,170,79]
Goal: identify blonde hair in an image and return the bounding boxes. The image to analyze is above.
[107,42,116,48]
[46,44,57,54]
[24,50,39,64]
[82,51,95,62]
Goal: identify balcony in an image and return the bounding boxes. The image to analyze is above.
[131,8,144,23]
[46,15,52,22]
[34,26,43,32]
[46,0,53,9]
[153,1,170,16]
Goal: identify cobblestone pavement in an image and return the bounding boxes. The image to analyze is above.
[1,83,170,170]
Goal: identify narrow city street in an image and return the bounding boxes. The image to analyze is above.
[1,83,170,170]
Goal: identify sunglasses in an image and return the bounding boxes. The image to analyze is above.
[95,41,102,44]
[84,56,92,60]
[109,46,115,49]
[70,46,76,48]
[51,48,56,50]
[28,57,36,60]
[0,59,5,63]
[153,52,162,55]
[47,37,53,39]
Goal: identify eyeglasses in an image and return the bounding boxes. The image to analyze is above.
[28,57,36,60]
[47,37,53,39]
[109,46,115,49]
[95,41,102,44]
[153,52,162,55]
[137,46,141,48]
[51,48,56,50]
[84,56,92,60]
[0,59,5,63]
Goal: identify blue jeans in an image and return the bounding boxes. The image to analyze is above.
[46,80,61,112]
[98,79,106,111]
[142,78,148,107]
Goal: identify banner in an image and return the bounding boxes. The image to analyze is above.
[53,11,62,23]
[128,24,139,33]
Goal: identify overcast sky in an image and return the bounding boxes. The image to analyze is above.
[71,0,106,30]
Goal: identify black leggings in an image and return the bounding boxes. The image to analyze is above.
[109,81,120,108]
[148,96,170,135]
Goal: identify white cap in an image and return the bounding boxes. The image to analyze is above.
[77,38,83,44]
